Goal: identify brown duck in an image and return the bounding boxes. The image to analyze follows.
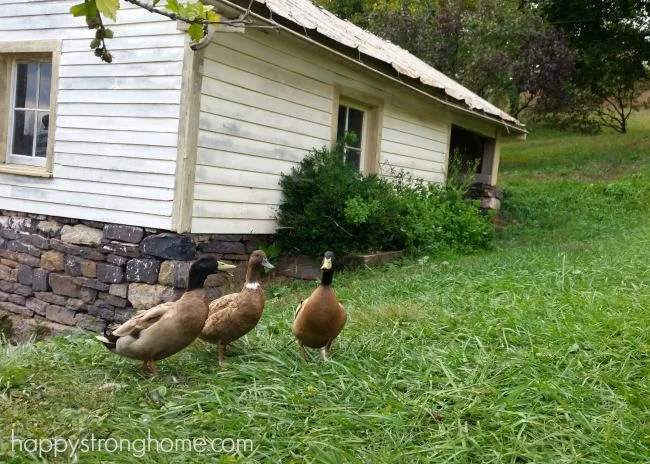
[200,250,275,365]
[293,251,347,361]
[96,257,236,375]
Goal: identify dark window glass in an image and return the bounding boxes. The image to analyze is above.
[345,148,361,169]
[38,63,52,109]
[336,105,346,142]
[14,63,39,109]
[12,110,35,156]
[35,112,49,157]
[347,108,363,148]
[336,104,365,171]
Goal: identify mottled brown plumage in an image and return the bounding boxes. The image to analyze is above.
[95,257,235,375]
[200,250,275,365]
[292,251,347,361]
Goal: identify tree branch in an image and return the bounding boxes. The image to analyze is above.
[122,0,274,27]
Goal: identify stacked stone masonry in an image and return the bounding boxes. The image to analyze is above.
[0,210,268,333]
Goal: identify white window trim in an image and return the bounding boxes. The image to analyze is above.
[0,40,61,178]
[330,84,384,175]
[338,100,368,171]
[7,59,51,167]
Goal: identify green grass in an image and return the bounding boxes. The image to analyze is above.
[1,111,650,463]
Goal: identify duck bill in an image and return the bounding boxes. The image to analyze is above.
[217,261,237,272]
[261,258,275,270]
[321,257,333,270]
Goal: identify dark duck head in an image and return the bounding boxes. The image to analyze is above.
[188,256,237,290]
[97,257,236,352]
[320,251,336,286]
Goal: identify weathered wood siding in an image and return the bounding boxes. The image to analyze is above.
[192,30,450,234]
[0,0,184,229]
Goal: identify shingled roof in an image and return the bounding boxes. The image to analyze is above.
[219,0,526,131]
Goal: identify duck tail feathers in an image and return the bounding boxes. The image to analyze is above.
[96,321,119,352]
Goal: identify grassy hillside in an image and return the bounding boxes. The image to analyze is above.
[1,112,649,463]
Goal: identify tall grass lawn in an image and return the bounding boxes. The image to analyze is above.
[1,111,649,463]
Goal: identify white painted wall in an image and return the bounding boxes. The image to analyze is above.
[192,29,450,234]
[0,0,184,229]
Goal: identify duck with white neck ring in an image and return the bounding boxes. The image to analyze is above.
[200,250,275,366]
[292,251,348,361]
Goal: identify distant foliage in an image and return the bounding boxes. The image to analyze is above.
[276,143,493,257]
[316,0,648,132]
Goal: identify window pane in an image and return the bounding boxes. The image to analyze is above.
[347,108,364,148]
[336,105,347,142]
[38,63,52,109]
[12,110,35,156]
[35,112,50,157]
[345,148,361,169]
[14,63,39,109]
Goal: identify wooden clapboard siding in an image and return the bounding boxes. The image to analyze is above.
[0,197,171,229]
[193,184,283,205]
[0,0,184,229]
[57,103,179,118]
[192,217,278,235]
[191,29,452,234]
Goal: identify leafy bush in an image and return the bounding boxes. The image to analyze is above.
[276,143,494,257]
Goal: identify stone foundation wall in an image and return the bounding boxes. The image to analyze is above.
[0,210,269,334]
[466,183,504,211]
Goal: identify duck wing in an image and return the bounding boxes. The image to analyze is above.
[205,293,239,324]
[294,297,309,320]
[111,301,176,337]
[208,292,238,314]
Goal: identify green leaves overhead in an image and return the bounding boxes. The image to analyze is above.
[188,23,204,42]
[166,0,220,23]
[96,0,120,21]
[165,0,180,13]
[69,0,222,62]
[69,2,89,17]
[70,0,111,62]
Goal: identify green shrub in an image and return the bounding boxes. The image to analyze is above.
[276,143,494,257]
[390,167,494,253]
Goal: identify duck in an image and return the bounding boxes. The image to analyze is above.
[200,250,275,366]
[292,251,347,361]
[96,257,236,375]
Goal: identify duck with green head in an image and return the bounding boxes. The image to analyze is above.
[96,257,236,375]
[292,251,348,361]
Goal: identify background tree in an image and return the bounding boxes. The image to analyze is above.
[72,0,647,133]
[533,0,650,133]
[317,0,576,119]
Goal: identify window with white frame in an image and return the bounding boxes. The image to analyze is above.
[0,42,59,176]
[8,60,52,167]
[336,103,366,170]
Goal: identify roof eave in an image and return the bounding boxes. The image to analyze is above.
[206,0,528,136]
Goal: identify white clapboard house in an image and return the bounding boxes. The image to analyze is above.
[0,0,526,235]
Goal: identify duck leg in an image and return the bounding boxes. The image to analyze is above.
[298,342,307,361]
[140,360,149,375]
[149,360,159,377]
[321,339,336,361]
[218,343,226,367]
[320,347,330,362]
[325,338,334,356]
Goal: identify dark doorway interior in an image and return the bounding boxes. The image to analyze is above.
[448,125,496,185]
